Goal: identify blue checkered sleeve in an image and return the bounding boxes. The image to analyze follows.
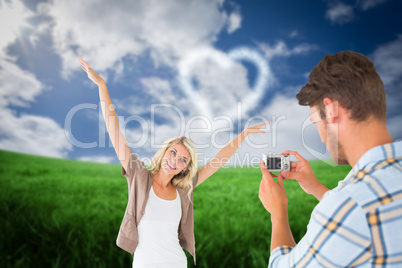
[268,189,372,267]
[268,142,402,267]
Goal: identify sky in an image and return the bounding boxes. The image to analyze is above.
[0,0,401,167]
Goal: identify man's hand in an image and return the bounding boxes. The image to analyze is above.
[259,160,288,218]
[260,160,296,251]
[280,150,329,201]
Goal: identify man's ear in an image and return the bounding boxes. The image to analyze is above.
[323,98,339,123]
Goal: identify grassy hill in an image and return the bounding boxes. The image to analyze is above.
[0,150,352,267]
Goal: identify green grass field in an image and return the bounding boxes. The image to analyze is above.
[0,150,352,268]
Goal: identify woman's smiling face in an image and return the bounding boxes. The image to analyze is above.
[161,143,190,176]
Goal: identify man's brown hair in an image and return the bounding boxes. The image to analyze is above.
[297,51,386,122]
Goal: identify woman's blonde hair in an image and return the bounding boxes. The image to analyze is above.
[149,136,198,196]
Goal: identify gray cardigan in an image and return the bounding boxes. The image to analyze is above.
[116,154,198,264]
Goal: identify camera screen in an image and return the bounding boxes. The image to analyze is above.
[267,157,281,170]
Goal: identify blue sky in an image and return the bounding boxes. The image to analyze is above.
[0,0,401,166]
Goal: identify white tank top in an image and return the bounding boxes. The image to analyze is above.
[132,186,187,268]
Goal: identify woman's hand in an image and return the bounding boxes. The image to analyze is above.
[78,57,105,86]
[196,121,269,186]
[243,121,269,136]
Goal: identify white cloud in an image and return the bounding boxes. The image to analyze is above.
[370,35,402,139]
[115,45,273,144]
[0,58,46,107]
[179,49,252,116]
[357,0,387,10]
[325,2,354,25]
[141,77,173,97]
[257,40,318,60]
[38,0,238,78]
[325,0,387,25]
[114,97,155,118]
[0,108,73,158]
[227,11,242,34]
[0,0,34,58]
[289,30,299,39]
[371,34,402,86]
[0,1,72,158]
[114,78,193,118]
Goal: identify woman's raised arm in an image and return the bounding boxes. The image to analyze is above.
[78,57,131,170]
[196,122,269,186]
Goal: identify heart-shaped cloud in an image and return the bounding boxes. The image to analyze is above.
[178,46,271,119]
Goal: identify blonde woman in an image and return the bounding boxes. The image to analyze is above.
[78,57,268,267]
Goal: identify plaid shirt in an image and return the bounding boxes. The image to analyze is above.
[269,141,402,267]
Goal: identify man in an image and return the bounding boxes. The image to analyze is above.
[259,51,402,267]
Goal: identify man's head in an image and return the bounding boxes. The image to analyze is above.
[297,51,386,164]
[298,51,386,121]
